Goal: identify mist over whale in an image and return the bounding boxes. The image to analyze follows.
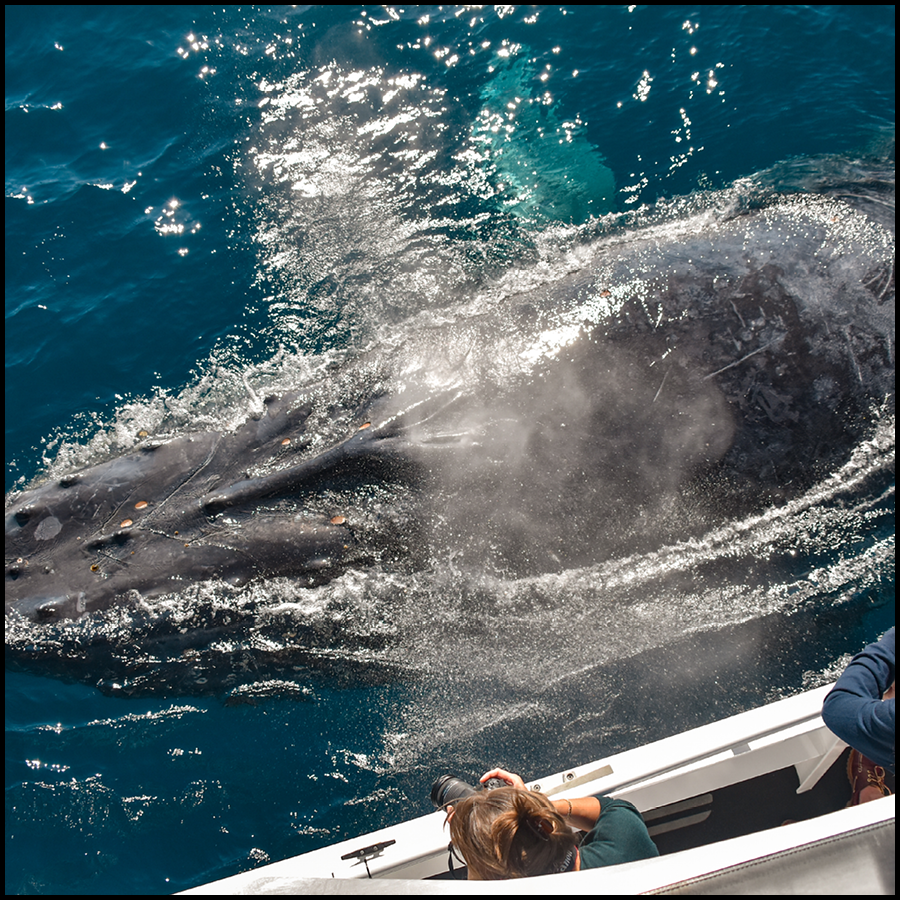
[6,156,894,699]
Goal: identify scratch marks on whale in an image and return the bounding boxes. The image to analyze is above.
[5,159,895,696]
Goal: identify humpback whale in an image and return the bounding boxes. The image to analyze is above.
[5,158,894,697]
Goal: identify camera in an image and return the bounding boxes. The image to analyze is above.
[430,774,507,808]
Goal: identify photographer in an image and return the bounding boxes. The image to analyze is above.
[443,768,658,880]
[821,626,894,804]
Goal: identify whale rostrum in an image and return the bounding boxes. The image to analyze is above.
[5,158,894,696]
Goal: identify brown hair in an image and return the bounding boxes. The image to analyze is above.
[447,786,578,880]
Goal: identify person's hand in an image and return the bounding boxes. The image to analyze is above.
[481,768,527,790]
[883,682,895,701]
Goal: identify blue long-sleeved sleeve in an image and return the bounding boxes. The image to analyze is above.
[822,627,895,773]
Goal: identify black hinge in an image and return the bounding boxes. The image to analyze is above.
[339,840,397,878]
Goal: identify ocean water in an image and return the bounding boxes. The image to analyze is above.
[4,5,895,894]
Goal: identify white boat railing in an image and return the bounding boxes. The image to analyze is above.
[529,682,842,812]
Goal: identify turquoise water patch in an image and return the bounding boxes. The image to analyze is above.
[469,46,615,225]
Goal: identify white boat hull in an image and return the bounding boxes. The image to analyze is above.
[181,683,895,894]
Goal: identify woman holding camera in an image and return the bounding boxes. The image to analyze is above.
[445,768,658,880]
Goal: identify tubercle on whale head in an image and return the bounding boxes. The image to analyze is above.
[200,480,263,514]
[9,503,44,528]
[8,592,89,623]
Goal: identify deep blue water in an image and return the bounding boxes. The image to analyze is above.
[5,5,895,894]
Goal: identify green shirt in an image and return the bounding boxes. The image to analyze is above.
[578,796,659,869]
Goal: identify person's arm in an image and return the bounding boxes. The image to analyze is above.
[822,628,895,771]
[551,795,602,832]
[480,768,602,831]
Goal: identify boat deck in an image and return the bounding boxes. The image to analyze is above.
[650,747,887,854]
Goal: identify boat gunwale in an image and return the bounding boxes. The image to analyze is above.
[181,681,890,892]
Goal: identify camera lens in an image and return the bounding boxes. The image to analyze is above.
[430,775,509,808]
[430,775,477,808]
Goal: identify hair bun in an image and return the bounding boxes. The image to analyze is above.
[451,785,577,878]
[524,814,552,841]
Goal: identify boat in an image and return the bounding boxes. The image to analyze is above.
[181,682,895,894]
